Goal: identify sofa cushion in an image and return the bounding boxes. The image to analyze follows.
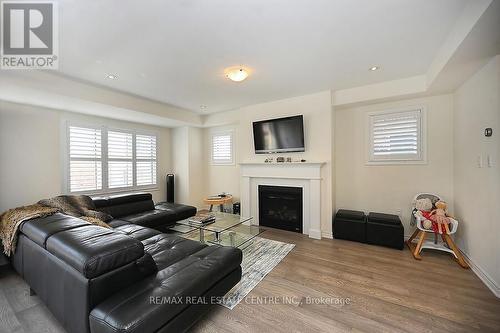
[113,224,162,242]
[20,213,90,248]
[155,202,197,221]
[92,193,155,218]
[108,193,152,206]
[120,209,177,228]
[107,219,132,228]
[89,245,242,333]
[98,201,156,219]
[46,225,145,279]
[141,234,207,271]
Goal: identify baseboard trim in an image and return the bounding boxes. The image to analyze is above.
[321,231,333,239]
[461,252,500,298]
[308,229,322,240]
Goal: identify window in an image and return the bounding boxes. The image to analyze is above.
[136,134,157,186]
[66,124,157,193]
[367,108,425,163]
[107,131,133,189]
[211,132,233,165]
[68,126,102,192]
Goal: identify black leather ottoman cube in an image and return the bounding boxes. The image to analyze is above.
[366,212,404,250]
[333,209,366,243]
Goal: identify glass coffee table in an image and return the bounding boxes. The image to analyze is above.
[175,212,263,248]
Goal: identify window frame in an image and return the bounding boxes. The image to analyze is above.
[211,130,234,166]
[365,106,427,165]
[64,122,159,195]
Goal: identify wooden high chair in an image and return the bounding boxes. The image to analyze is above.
[406,193,469,269]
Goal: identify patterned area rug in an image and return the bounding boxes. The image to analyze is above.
[221,237,295,309]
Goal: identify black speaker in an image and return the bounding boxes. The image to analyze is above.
[233,202,240,215]
[166,174,174,203]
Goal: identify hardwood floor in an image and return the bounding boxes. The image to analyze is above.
[191,229,500,333]
[1,229,499,333]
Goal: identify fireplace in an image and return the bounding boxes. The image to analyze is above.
[258,185,303,233]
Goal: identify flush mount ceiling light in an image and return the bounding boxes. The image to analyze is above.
[106,74,118,79]
[200,105,207,110]
[369,66,380,71]
[224,66,249,82]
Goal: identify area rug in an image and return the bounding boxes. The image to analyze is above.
[220,237,295,309]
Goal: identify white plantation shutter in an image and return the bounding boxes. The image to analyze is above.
[368,109,424,162]
[212,132,233,164]
[136,134,157,186]
[68,126,102,192]
[66,124,158,193]
[108,131,133,188]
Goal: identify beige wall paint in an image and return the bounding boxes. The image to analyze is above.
[335,94,455,235]
[203,91,334,236]
[171,127,190,205]
[0,101,172,212]
[0,103,61,210]
[171,127,206,208]
[453,55,500,293]
[187,127,206,208]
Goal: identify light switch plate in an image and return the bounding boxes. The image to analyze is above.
[477,155,483,168]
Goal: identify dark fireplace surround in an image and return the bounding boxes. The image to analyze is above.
[258,185,303,233]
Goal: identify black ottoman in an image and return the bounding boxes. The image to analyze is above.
[366,212,404,250]
[333,209,366,243]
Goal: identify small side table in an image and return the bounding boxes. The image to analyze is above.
[203,195,233,212]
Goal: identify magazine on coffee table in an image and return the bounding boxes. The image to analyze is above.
[188,210,216,225]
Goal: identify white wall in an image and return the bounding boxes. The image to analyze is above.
[171,127,206,208]
[335,94,455,235]
[453,55,500,295]
[203,91,334,237]
[171,127,190,205]
[0,101,172,211]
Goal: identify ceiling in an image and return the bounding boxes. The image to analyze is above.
[56,0,467,113]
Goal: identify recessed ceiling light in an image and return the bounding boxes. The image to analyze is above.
[369,66,380,71]
[224,66,249,82]
[106,74,117,79]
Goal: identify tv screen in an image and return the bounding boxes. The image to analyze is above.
[253,115,305,154]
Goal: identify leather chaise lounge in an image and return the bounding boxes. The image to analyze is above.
[9,194,242,333]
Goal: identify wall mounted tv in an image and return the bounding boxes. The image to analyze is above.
[253,115,305,154]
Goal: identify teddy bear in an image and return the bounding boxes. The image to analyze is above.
[414,198,434,229]
[414,198,433,212]
[429,201,452,234]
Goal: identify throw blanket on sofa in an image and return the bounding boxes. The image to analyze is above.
[38,195,112,225]
[1,195,112,256]
[0,204,59,256]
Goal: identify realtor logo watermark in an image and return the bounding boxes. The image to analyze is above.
[1,1,58,69]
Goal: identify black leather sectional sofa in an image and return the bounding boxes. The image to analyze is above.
[92,193,197,232]
[9,193,243,333]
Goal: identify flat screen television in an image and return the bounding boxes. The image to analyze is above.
[253,115,305,154]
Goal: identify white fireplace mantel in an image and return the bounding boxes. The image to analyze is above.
[239,162,324,239]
